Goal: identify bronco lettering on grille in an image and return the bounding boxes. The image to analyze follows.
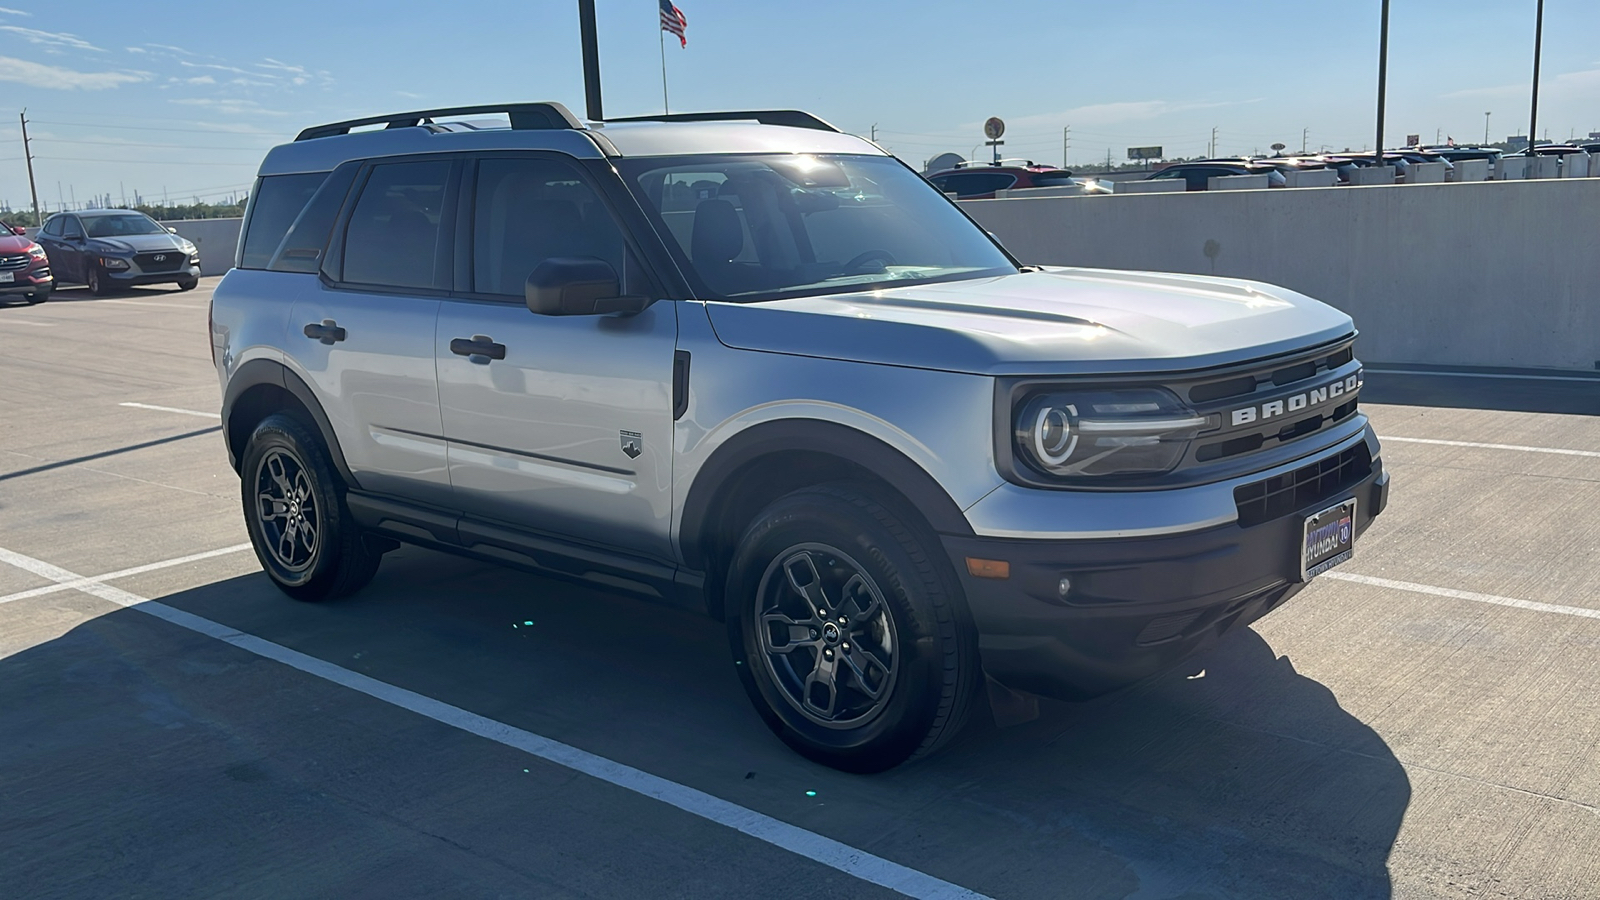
[1230,371,1362,427]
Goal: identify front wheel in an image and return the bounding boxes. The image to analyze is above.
[176,276,199,292]
[726,484,981,773]
[240,413,383,601]
[23,286,50,305]
[86,267,109,296]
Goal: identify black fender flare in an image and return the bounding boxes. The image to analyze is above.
[677,419,974,572]
[222,358,357,486]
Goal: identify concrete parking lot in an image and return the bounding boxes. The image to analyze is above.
[3,277,1599,899]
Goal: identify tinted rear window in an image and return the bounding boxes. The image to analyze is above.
[239,173,328,270]
[341,160,452,290]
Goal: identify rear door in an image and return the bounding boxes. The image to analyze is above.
[39,215,86,282]
[288,157,457,505]
[435,153,678,561]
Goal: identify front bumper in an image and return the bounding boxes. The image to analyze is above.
[946,432,1389,701]
[104,263,200,286]
[0,268,52,294]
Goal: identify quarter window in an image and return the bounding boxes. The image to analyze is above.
[470,157,630,297]
[342,160,452,290]
[239,173,327,270]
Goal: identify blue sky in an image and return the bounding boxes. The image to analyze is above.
[2,0,1597,212]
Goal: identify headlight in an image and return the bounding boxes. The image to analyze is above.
[179,240,197,254]
[26,243,45,259]
[1014,388,1208,480]
[100,257,130,270]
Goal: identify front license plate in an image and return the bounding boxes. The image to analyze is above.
[0,272,13,283]
[1302,498,1356,580]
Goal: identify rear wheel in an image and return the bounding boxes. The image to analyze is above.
[726,484,980,772]
[240,413,382,602]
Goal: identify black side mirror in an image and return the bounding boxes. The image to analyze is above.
[525,257,648,316]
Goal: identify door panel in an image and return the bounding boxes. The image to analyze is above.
[436,299,678,560]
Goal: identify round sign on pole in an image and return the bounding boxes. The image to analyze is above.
[1271,142,1287,152]
[984,117,1006,141]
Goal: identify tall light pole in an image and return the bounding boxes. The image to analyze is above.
[1527,0,1545,160]
[577,0,603,122]
[1484,111,1492,145]
[1374,0,1391,170]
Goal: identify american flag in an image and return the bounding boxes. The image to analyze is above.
[660,0,687,47]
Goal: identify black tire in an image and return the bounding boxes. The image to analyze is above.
[86,267,109,296]
[726,484,981,773]
[176,276,199,292]
[240,413,382,602]
[23,286,49,305]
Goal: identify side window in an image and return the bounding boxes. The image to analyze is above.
[40,217,60,237]
[268,165,359,274]
[471,157,631,297]
[239,173,327,269]
[60,217,84,239]
[944,172,1017,197]
[342,160,452,290]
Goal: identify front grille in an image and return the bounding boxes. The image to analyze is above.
[0,255,28,270]
[1186,343,1363,466]
[1234,443,1372,527]
[135,251,185,273]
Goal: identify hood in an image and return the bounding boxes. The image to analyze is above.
[703,268,1355,376]
[90,233,186,254]
[0,234,34,254]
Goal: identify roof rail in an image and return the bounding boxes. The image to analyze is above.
[294,102,584,142]
[603,109,840,133]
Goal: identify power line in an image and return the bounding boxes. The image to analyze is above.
[30,119,285,137]
[36,157,256,166]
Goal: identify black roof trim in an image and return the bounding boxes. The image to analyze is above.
[295,102,584,142]
[603,110,840,133]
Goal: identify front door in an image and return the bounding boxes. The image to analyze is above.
[39,215,86,282]
[435,155,678,562]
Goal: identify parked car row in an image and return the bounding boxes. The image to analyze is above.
[0,209,203,306]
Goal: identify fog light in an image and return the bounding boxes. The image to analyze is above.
[1058,577,1072,600]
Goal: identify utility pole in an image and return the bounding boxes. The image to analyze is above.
[1485,111,1491,144]
[20,109,40,228]
[1210,126,1218,158]
[870,123,877,142]
[1302,127,1309,154]
[1375,0,1391,170]
[1062,125,1071,168]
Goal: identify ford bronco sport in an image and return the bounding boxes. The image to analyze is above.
[211,102,1389,772]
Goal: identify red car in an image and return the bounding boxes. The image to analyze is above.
[926,161,1085,199]
[0,221,53,305]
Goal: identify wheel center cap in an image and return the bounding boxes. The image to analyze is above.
[822,622,841,644]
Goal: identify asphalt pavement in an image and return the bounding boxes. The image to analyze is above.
[3,279,1598,899]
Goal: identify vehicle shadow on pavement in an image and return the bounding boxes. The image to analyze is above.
[1364,370,1600,416]
[0,547,1409,899]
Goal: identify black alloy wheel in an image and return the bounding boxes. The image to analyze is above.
[241,414,384,602]
[727,484,980,773]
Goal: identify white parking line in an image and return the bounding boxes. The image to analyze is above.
[1384,436,1600,459]
[0,318,54,326]
[98,299,208,310]
[1367,368,1600,384]
[119,402,222,420]
[0,543,252,607]
[0,543,989,900]
[1326,571,1600,620]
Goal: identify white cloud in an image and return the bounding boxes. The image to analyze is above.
[0,55,145,89]
[145,43,195,56]
[0,6,31,16]
[170,97,288,116]
[179,59,257,76]
[1444,66,1600,101]
[125,46,146,54]
[257,57,307,76]
[0,25,101,52]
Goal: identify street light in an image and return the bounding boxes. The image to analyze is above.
[1484,111,1491,145]
[1528,0,1545,156]
[1374,0,1390,170]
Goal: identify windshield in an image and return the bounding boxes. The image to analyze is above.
[618,154,1016,301]
[83,213,166,238]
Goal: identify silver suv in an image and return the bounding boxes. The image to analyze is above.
[212,103,1389,772]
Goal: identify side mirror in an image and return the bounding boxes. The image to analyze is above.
[167,226,178,234]
[9,226,23,236]
[525,257,648,316]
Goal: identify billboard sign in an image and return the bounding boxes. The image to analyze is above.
[1127,146,1163,160]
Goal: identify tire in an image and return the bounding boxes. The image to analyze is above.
[23,286,49,305]
[726,484,981,773]
[177,276,199,292]
[240,413,383,602]
[86,267,109,296]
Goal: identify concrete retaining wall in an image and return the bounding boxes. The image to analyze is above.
[1351,166,1396,185]
[165,218,242,277]
[1406,162,1449,184]
[1452,159,1490,182]
[1283,169,1337,188]
[1113,179,1185,194]
[964,179,1600,371]
[1209,174,1268,191]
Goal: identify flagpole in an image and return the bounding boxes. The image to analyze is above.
[659,28,669,114]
